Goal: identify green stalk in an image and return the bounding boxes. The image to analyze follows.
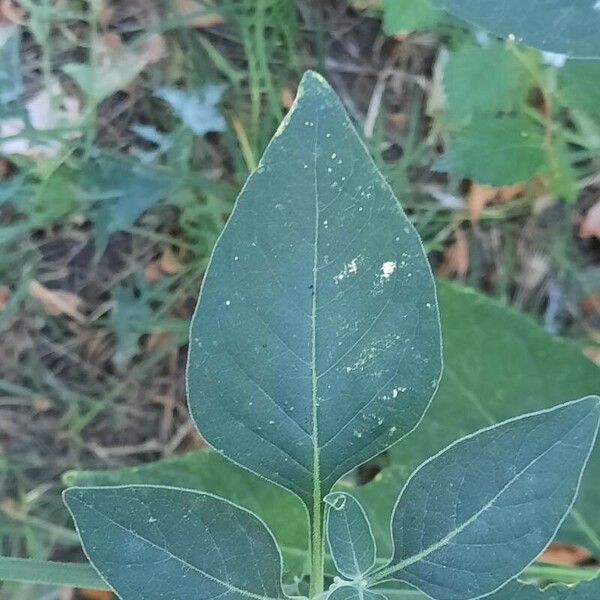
[0,557,108,590]
[309,502,325,597]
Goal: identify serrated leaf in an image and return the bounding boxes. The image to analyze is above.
[82,154,174,255]
[63,451,309,578]
[372,398,600,600]
[329,586,386,600]
[154,84,227,135]
[437,115,546,185]
[187,71,441,507]
[443,44,524,121]
[325,492,376,579]
[435,0,600,58]
[374,282,600,556]
[382,0,441,34]
[559,61,600,116]
[64,485,286,600]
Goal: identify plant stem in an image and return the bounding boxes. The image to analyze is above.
[309,502,325,597]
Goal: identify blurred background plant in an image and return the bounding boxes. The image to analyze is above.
[1,1,600,598]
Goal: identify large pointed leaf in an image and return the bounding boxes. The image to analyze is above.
[64,485,286,600]
[382,282,600,555]
[187,70,441,506]
[372,398,600,600]
[325,492,376,579]
[435,0,600,58]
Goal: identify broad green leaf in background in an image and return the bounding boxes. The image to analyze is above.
[435,115,546,185]
[381,0,441,35]
[63,450,309,578]
[187,70,441,511]
[558,61,600,116]
[64,486,286,600]
[370,398,600,600]
[155,84,227,135]
[435,0,600,58]
[329,586,386,600]
[367,282,600,557]
[443,44,524,122]
[325,492,376,579]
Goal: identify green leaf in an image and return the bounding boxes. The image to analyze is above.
[485,577,600,600]
[382,0,442,34]
[443,44,524,121]
[435,0,600,58]
[81,154,174,255]
[559,61,600,116]
[371,398,600,600]
[0,25,23,105]
[437,115,546,185]
[155,84,227,135]
[325,492,376,579]
[63,450,309,578]
[63,485,286,600]
[329,586,386,600]
[379,282,600,556]
[187,70,441,507]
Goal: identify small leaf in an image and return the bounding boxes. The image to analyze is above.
[374,397,600,600]
[435,0,600,58]
[443,44,524,122]
[382,0,441,34]
[155,84,227,135]
[187,70,441,506]
[437,115,546,186]
[325,492,376,579]
[329,586,386,600]
[64,485,287,600]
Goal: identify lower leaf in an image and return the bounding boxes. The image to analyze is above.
[64,485,287,600]
[371,397,600,600]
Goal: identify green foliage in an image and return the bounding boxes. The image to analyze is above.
[436,115,547,186]
[59,73,600,600]
[187,72,441,510]
[434,0,600,58]
[558,61,600,115]
[81,154,175,255]
[443,44,524,121]
[325,492,376,579]
[381,0,441,34]
[64,486,286,600]
[154,84,227,135]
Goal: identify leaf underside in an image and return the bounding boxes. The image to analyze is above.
[64,486,286,600]
[436,0,600,58]
[187,70,441,506]
[383,397,600,600]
